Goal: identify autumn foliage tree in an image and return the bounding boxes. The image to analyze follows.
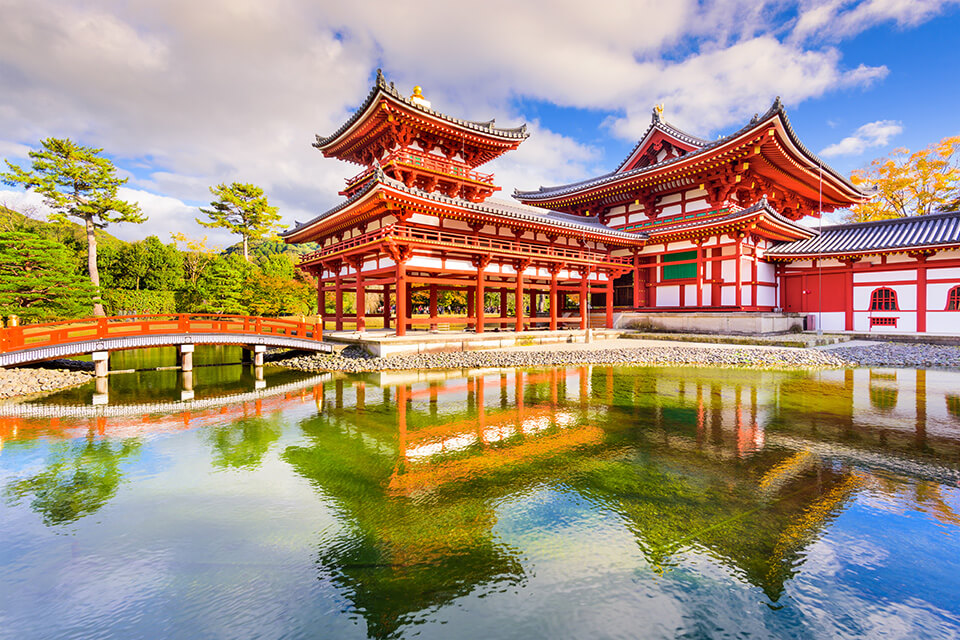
[848,136,960,221]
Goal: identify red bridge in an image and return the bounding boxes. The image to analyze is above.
[0,314,332,370]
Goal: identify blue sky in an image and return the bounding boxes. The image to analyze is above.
[1,0,958,245]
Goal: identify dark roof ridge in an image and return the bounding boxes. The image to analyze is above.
[816,209,960,232]
[315,69,529,150]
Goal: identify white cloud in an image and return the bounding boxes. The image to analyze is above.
[821,119,903,156]
[793,0,960,42]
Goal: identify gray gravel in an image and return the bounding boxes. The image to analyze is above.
[280,343,849,373]
[0,368,93,399]
[829,342,960,369]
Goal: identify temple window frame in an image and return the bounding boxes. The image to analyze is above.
[869,287,899,311]
[947,286,960,311]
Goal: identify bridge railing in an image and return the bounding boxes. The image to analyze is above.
[0,314,323,353]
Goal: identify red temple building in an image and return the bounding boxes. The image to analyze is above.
[284,71,960,335]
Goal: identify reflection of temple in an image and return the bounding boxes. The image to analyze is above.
[281,366,960,636]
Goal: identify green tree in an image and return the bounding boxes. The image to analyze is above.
[193,253,250,314]
[1,138,145,316]
[197,182,283,262]
[0,231,96,322]
[245,255,316,316]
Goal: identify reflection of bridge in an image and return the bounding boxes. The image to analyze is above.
[0,314,333,371]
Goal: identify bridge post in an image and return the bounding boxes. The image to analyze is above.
[92,350,109,378]
[241,348,252,364]
[179,344,194,372]
[253,344,266,367]
[181,371,194,401]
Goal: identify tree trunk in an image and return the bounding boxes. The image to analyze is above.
[86,214,105,316]
[243,234,249,262]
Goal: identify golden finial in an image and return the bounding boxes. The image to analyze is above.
[410,85,431,109]
[654,103,664,118]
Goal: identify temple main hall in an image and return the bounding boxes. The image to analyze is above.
[283,71,960,335]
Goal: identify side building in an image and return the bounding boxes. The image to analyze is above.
[515,103,960,334]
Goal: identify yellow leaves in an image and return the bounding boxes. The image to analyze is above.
[847,135,960,222]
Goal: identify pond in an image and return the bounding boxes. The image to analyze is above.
[1,352,960,639]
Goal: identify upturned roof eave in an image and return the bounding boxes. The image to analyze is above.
[514,100,869,205]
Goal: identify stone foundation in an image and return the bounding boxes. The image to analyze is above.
[616,312,805,335]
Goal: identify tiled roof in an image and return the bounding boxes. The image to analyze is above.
[767,210,960,256]
[315,69,528,149]
[283,169,646,243]
[514,98,863,202]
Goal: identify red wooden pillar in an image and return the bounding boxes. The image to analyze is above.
[750,237,758,310]
[500,287,509,329]
[335,273,344,331]
[515,268,525,332]
[916,253,928,333]
[395,264,407,337]
[318,283,327,330]
[579,269,589,330]
[549,267,559,331]
[355,272,365,332]
[429,284,438,330]
[605,274,614,328]
[383,285,391,329]
[467,286,475,329]
[843,260,854,330]
[475,264,486,334]
[735,233,743,309]
[632,250,642,310]
[695,241,704,307]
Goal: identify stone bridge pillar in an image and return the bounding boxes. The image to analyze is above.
[178,344,194,372]
[92,350,109,378]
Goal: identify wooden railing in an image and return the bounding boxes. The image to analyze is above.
[345,148,495,191]
[0,314,323,353]
[299,224,634,267]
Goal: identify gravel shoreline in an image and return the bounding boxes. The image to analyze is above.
[828,342,960,368]
[0,368,93,400]
[279,344,849,373]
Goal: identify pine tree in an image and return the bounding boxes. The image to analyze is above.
[197,182,284,262]
[0,231,97,322]
[1,138,145,316]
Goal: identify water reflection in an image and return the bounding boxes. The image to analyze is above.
[4,434,141,526]
[1,364,959,638]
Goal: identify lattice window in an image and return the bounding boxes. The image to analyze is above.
[870,316,897,327]
[947,286,960,311]
[870,288,898,311]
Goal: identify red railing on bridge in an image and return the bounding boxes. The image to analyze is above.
[0,314,323,353]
